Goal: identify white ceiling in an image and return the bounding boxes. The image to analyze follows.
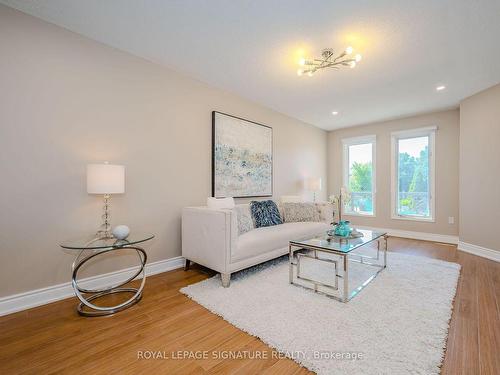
[3,0,500,130]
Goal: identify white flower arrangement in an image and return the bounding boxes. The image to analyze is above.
[328,187,351,223]
[328,194,339,205]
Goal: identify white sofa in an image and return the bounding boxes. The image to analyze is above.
[182,202,332,287]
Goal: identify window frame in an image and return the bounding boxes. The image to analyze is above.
[342,135,377,217]
[390,126,436,222]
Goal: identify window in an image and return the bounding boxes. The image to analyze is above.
[391,127,436,221]
[342,135,376,216]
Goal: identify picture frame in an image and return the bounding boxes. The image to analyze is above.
[212,111,273,198]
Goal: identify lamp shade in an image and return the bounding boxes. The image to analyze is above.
[304,177,322,192]
[87,164,125,194]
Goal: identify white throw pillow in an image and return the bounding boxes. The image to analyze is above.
[234,204,254,235]
[207,197,235,209]
[315,202,335,223]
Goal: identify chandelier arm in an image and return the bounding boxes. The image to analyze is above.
[311,57,356,70]
[337,59,355,66]
[334,52,347,62]
[321,66,340,70]
[313,59,330,69]
[320,63,343,69]
[335,58,355,64]
[324,51,335,65]
[317,49,334,68]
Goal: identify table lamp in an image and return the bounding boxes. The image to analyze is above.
[305,177,322,202]
[87,162,125,239]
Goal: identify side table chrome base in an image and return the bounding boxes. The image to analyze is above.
[72,245,147,317]
[76,288,143,317]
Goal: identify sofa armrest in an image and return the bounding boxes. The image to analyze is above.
[181,207,237,273]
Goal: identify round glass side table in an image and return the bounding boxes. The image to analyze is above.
[60,233,154,317]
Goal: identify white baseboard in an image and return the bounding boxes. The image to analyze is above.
[457,241,500,263]
[356,225,459,245]
[357,226,500,263]
[0,256,185,317]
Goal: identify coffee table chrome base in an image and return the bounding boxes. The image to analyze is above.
[72,245,147,317]
[289,235,387,302]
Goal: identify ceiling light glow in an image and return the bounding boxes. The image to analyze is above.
[296,47,362,77]
[332,111,339,115]
[436,85,446,91]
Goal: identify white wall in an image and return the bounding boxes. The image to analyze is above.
[459,83,500,253]
[327,109,460,236]
[0,5,327,297]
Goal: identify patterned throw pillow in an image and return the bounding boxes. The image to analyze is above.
[250,200,283,228]
[235,204,254,235]
[281,202,321,223]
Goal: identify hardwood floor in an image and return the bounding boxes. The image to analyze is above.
[0,237,498,374]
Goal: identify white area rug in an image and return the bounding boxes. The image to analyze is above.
[181,252,460,375]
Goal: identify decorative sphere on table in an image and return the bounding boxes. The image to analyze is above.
[112,225,130,240]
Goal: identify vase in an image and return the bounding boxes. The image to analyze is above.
[334,220,352,237]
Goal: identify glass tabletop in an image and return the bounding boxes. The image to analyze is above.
[60,232,155,250]
[290,229,386,253]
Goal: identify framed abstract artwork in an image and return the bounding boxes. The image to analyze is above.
[212,111,273,198]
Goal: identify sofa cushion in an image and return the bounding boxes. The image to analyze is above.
[281,202,320,223]
[235,204,254,235]
[250,200,283,228]
[233,221,329,262]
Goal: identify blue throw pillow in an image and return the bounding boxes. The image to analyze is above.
[250,200,283,228]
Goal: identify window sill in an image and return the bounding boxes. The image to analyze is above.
[343,212,376,218]
[391,215,435,223]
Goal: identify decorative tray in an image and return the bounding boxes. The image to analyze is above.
[326,229,365,240]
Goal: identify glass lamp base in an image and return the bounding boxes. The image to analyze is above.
[96,230,114,240]
[97,194,113,240]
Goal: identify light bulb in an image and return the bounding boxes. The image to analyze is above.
[349,61,356,68]
[298,57,306,66]
[345,46,353,55]
[297,69,303,76]
[307,71,314,77]
[355,54,362,62]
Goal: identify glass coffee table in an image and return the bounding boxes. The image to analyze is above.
[289,229,387,302]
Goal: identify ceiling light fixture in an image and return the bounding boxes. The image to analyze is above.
[296,46,362,77]
[332,111,339,115]
[436,85,446,91]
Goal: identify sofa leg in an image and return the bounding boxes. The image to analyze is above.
[221,273,231,288]
[184,259,190,271]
